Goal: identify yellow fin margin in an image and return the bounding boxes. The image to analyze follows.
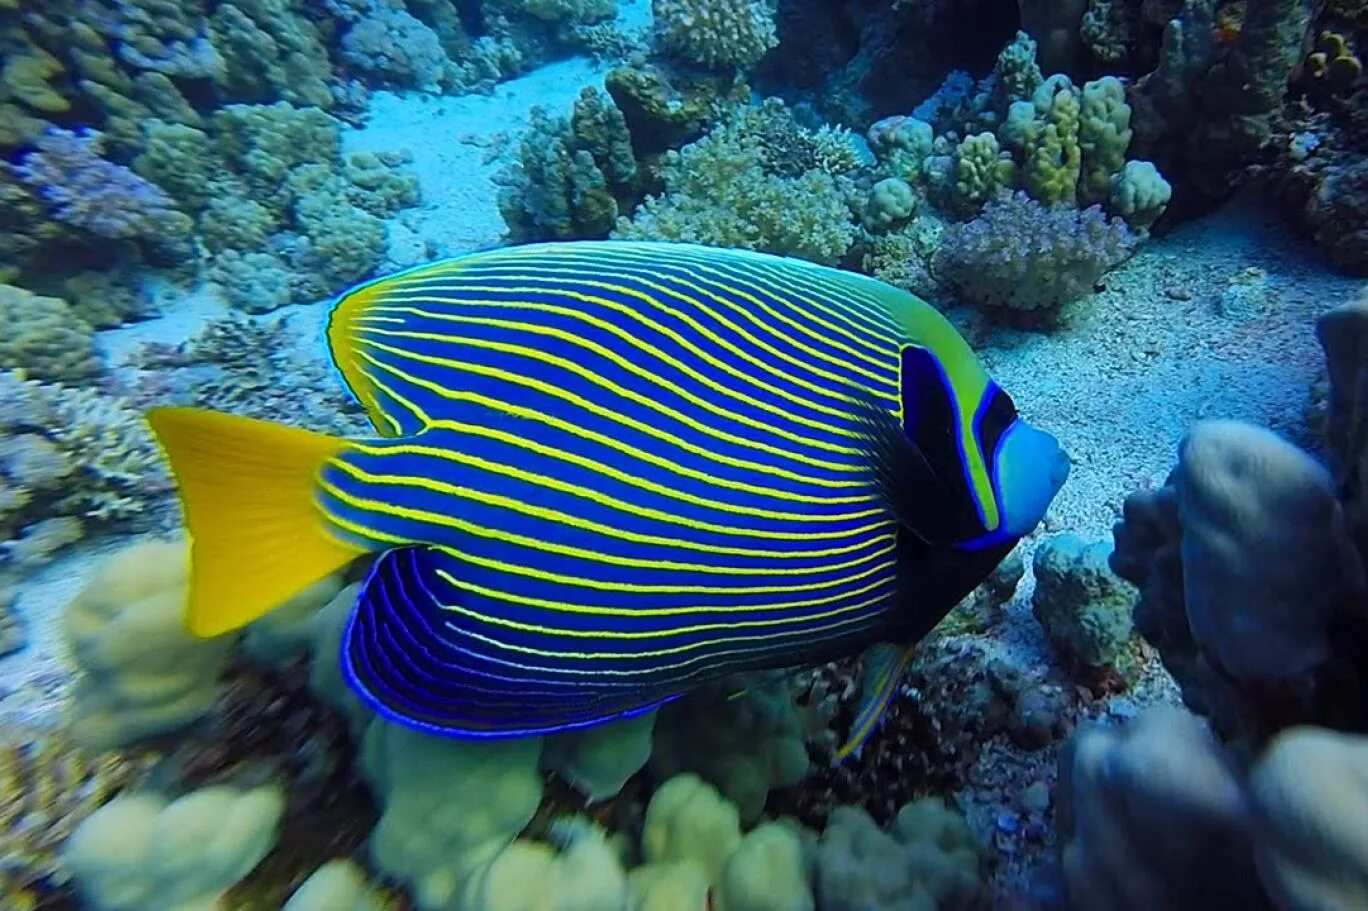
[328,278,398,435]
[145,407,366,638]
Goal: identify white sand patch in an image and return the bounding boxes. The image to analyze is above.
[98,277,230,366]
[343,57,616,260]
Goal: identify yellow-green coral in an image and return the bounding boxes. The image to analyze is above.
[1307,30,1363,94]
[652,0,779,70]
[0,284,101,384]
[2,49,69,114]
[952,131,1016,212]
[1078,76,1132,206]
[1022,77,1081,206]
[64,783,287,911]
[63,540,235,751]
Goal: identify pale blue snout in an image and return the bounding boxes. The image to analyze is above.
[993,419,1070,537]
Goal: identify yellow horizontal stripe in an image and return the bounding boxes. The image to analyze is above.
[518,245,899,371]
[413,617,847,681]
[360,338,870,489]
[314,507,898,597]
[354,351,880,505]
[330,457,893,559]
[348,437,890,533]
[439,542,896,595]
[320,477,891,577]
[431,585,886,642]
[434,599,883,661]
[436,567,893,617]
[358,304,865,446]
[384,271,897,407]
[358,363,433,425]
[509,241,904,338]
[375,281,865,425]
[474,266,899,393]
[567,242,902,335]
[357,322,866,465]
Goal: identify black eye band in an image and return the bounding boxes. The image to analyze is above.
[975,384,1018,464]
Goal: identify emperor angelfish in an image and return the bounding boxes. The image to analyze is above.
[147,240,1068,760]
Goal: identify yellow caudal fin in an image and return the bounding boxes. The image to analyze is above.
[145,407,367,639]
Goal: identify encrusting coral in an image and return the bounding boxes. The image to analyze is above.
[1031,532,1137,678]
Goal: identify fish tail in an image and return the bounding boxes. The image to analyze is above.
[145,406,367,638]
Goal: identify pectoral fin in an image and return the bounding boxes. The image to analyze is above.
[832,642,917,764]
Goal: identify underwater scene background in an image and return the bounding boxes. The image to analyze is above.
[1,0,1367,908]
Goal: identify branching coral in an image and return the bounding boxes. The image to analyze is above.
[613,107,860,265]
[124,313,370,437]
[0,371,169,567]
[933,191,1135,315]
[498,87,639,241]
[652,0,779,70]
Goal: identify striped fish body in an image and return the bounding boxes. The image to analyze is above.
[321,241,984,738]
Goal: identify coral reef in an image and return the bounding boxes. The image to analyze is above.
[652,0,779,71]
[498,86,640,241]
[1057,289,1368,909]
[135,101,418,310]
[0,729,150,909]
[933,191,1136,317]
[0,372,171,570]
[1031,533,1137,677]
[122,313,371,437]
[614,101,861,264]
